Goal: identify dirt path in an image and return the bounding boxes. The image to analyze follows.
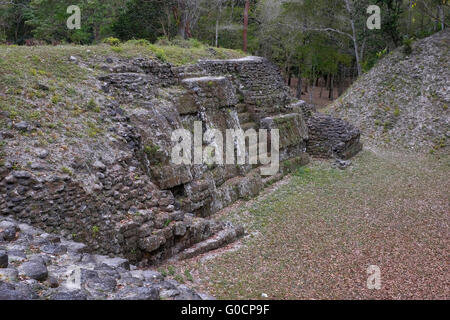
[165,149,449,300]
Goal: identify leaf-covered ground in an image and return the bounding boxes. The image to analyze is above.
[167,148,449,299]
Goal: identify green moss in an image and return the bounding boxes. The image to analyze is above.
[61,167,73,175]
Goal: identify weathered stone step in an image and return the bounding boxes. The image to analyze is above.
[169,225,245,261]
[178,72,207,80]
[240,122,257,131]
[236,103,248,113]
[238,112,252,124]
[261,172,284,187]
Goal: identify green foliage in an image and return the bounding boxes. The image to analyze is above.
[188,38,203,48]
[375,0,404,47]
[61,167,73,175]
[184,270,194,282]
[92,225,100,235]
[293,167,311,178]
[86,98,100,112]
[144,144,160,158]
[363,48,388,73]
[69,30,92,45]
[126,39,151,46]
[0,0,34,44]
[174,274,185,284]
[103,37,120,46]
[112,0,170,42]
[167,265,175,276]
[148,44,167,62]
[143,143,162,165]
[86,120,103,138]
[51,94,61,105]
[159,268,168,277]
[402,36,415,55]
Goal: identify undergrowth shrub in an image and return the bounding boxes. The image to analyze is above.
[103,37,121,46]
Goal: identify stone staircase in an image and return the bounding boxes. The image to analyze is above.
[237,104,258,131]
[174,65,208,80]
[169,224,245,261]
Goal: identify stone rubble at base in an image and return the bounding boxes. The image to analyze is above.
[0,216,213,300]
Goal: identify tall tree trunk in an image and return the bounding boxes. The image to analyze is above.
[320,76,324,98]
[328,74,334,100]
[435,7,439,31]
[215,17,219,47]
[215,1,222,47]
[178,14,187,39]
[176,1,188,40]
[94,25,100,42]
[243,0,250,53]
[338,65,344,97]
[296,72,302,99]
[439,5,445,30]
[408,0,412,34]
[344,0,362,76]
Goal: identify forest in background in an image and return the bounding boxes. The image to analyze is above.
[0,0,448,102]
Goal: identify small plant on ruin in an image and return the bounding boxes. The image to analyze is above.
[184,270,194,282]
[174,274,185,284]
[61,167,73,176]
[144,144,161,165]
[86,98,99,112]
[167,265,175,276]
[92,226,100,235]
[402,36,415,55]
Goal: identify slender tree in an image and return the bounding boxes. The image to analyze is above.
[243,0,249,52]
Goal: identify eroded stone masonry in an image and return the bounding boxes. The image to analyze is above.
[0,56,362,266]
